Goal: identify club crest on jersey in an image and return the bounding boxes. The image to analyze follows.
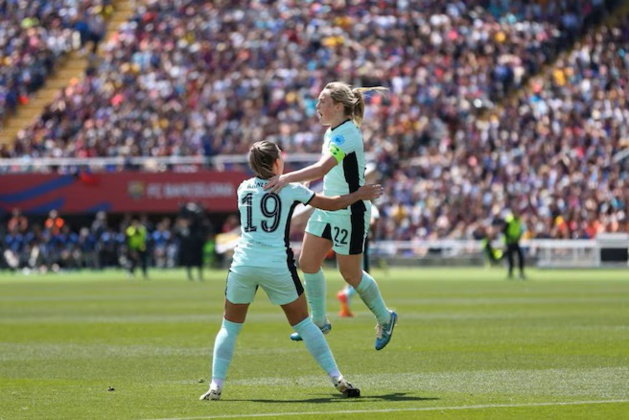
[332,134,345,145]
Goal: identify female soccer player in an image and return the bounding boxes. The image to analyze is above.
[265,82,397,351]
[200,140,382,401]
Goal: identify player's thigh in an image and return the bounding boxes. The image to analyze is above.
[259,266,304,306]
[225,268,258,305]
[280,293,309,326]
[300,219,333,272]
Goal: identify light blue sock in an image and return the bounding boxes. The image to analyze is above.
[356,272,390,325]
[212,318,243,381]
[345,285,357,305]
[303,269,327,326]
[293,318,340,378]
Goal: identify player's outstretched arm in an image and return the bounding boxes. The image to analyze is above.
[265,154,338,193]
[310,184,383,211]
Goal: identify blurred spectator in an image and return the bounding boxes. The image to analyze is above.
[44,209,65,235]
[221,214,240,234]
[3,224,25,270]
[503,207,526,279]
[24,224,48,272]
[152,217,174,268]
[177,202,212,281]
[53,224,79,269]
[125,217,148,279]
[7,208,28,233]
[91,210,108,238]
[77,226,99,269]
[97,226,123,268]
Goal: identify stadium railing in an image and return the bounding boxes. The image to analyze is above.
[360,238,629,268]
[215,238,629,269]
[0,154,337,173]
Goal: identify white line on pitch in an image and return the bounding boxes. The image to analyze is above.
[142,399,629,420]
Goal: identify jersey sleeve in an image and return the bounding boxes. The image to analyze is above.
[237,179,250,194]
[326,126,359,163]
[286,183,316,205]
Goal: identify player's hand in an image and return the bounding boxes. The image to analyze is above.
[357,184,383,201]
[264,174,288,193]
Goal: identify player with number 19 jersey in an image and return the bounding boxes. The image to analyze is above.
[231,177,315,270]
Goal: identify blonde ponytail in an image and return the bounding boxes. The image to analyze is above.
[324,82,389,127]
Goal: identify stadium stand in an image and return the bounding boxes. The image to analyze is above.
[0,1,114,128]
[1,0,628,274]
[6,0,612,158]
[376,12,629,242]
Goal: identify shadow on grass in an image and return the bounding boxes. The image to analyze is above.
[230,392,439,404]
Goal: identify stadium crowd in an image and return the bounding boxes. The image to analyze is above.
[1,0,627,242]
[0,0,111,125]
[376,14,629,242]
[7,0,610,157]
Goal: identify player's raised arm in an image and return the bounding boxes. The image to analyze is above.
[265,153,338,193]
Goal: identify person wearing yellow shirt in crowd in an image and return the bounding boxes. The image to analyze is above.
[126,218,148,279]
[504,208,526,280]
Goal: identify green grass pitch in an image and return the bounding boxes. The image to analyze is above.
[1,267,628,419]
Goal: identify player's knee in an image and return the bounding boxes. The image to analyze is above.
[339,270,362,287]
[298,255,319,273]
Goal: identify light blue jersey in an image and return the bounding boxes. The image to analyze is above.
[231,177,315,270]
[323,120,365,195]
[305,119,370,255]
[321,120,366,216]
